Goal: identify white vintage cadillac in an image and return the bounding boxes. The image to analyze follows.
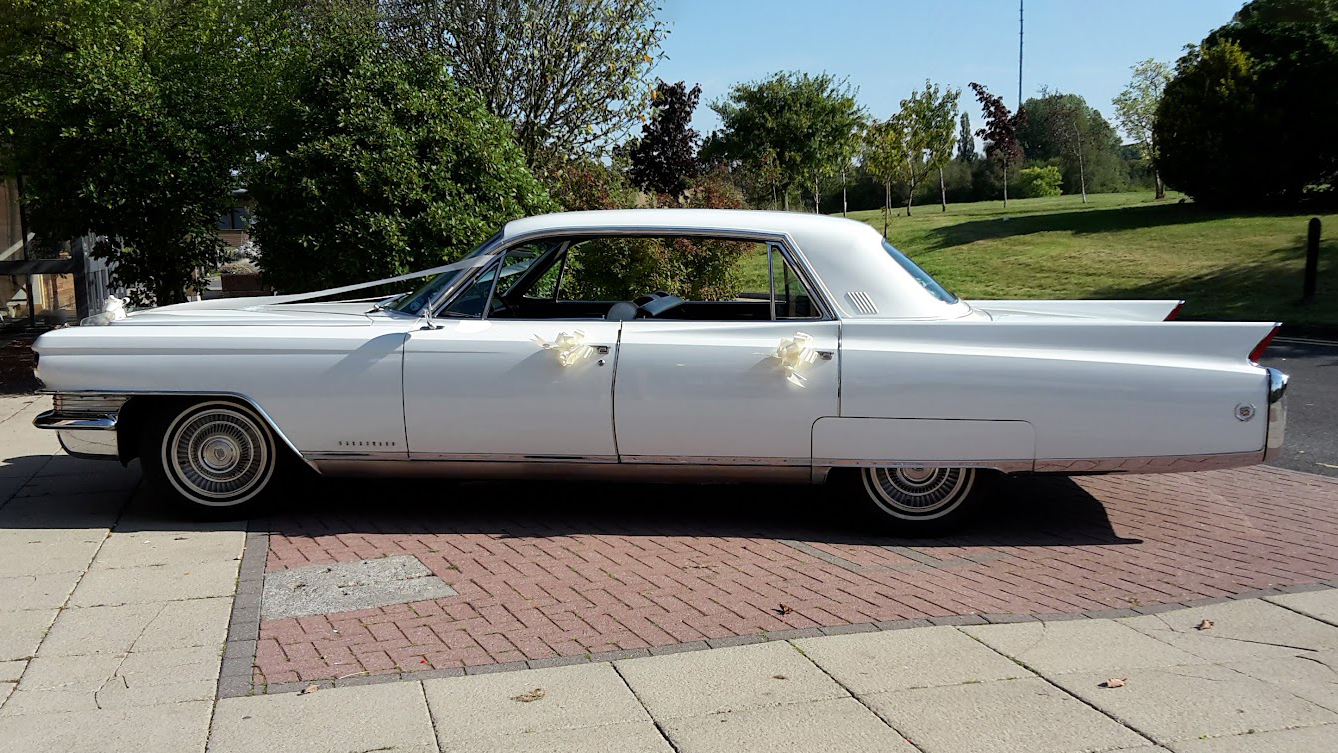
[32,210,1288,533]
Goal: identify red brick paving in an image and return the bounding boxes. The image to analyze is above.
[252,467,1338,685]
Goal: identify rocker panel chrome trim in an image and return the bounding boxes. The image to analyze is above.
[310,459,812,484]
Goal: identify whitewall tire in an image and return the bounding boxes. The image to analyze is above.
[141,400,280,516]
[844,466,993,535]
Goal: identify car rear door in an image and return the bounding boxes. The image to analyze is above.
[612,243,839,465]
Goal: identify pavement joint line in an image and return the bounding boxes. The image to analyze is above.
[1263,594,1338,629]
[952,625,1162,749]
[608,655,684,753]
[418,679,445,753]
[783,637,931,753]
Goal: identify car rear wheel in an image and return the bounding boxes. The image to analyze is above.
[140,400,281,517]
[843,466,993,536]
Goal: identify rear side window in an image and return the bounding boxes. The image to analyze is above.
[882,241,958,304]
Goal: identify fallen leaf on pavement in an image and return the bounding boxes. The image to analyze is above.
[774,604,794,615]
[300,684,319,695]
[1195,619,1214,631]
[512,688,546,703]
[1100,678,1126,689]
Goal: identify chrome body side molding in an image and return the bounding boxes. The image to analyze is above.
[1031,451,1264,474]
[310,459,813,484]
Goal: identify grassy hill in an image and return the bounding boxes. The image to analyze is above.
[740,191,1338,331]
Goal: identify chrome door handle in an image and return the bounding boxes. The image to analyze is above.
[594,345,610,355]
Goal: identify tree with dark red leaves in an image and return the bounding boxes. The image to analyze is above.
[969,82,1026,207]
[628,80,703,201]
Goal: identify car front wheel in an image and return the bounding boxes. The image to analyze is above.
[140,400,281,517]
[844,466,994,536]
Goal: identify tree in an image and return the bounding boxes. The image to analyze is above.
[862,117,912,237]
[628,81,702,201]
[904,82,962,212]
[1113,59,1172,199]
[1015,166,1063,198]
[247,4,555,293]
[0,0,267,305]
[381,0,668,172]
[1155,0,1338,207]
[969,83,1026,207]
[1155,41,1270,207]
[957,113,977,162]
[705,72,864,211]
[1030,87,1099,203]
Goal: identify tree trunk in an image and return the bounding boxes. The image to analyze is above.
[883,181,891,238]
[813,180,820,214]
[1002,162,1009,208]
[842,167,848,217]
[1077,140,1088,204]
[939,167,947,212]
[906,190,913,217]
[1153,167,1165,200]
[782,183,790,212]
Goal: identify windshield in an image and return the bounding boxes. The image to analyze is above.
[882,241,959,304]
[389,233,503,315]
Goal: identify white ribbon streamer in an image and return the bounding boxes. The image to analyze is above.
[533,330,596,367]
[773,332,818,387]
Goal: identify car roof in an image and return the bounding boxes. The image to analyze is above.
[501,209,970,320]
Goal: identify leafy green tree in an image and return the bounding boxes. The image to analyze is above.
[705,72,864,211]
[0,0,269,304]
[248,5,555,293]
[862,117,912,237]
[970,83,1026,207]
[1017,90,1124,199]
[628,81,702,201]
[957,113,977,162]
[381,0,668,172]
[1014,166,1063,198]
[1113,59,1172,199]
[1155,0,1338,206]
[900,81,961,212]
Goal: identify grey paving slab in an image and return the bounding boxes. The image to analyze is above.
[662,697,917,753]
[0,659,24,682]
[1225,651,1338,714]
[864,676,1148,753]
[0,537,102,577]
[0,699,211,753]
[262,555,457,620]
[0,609,54,662]
[424,662,648,742]
[209,681,439,753]
[794,626,1032,695]
[445,721,673,753]
[961,619,1204,675]
[1166,725,1338,753]
[91,530,244,570]
[0,680,11,706]
[13,468,140,498]
[39,597,232,656]
[0,570,81,611]
[1052,664,1338,742]
[3,646,221,715]
[1268,590,1338,626]
[0,491,126,529]
[616,640,846,720]
[1120,599,1338,663]
[68,559,238,606]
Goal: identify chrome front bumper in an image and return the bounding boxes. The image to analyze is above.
[1264,367,1288,461]
[33,394,127,460]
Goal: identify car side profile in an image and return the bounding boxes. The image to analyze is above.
[32,209,1288,534]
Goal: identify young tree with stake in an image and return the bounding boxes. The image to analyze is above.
[969,82,1026,208]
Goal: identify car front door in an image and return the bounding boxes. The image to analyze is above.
[613,244,839,465]
[402,249,621,461]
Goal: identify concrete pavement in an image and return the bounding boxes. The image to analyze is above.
[1,395,1338,752]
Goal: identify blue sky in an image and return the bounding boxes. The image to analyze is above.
[654,0,1244,142]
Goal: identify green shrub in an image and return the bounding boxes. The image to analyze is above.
[1014,166,1064,198]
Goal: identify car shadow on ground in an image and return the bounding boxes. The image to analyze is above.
[0,456,1141,547]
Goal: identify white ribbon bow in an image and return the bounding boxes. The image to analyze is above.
[533,330,595,367]
[773,332,818,386]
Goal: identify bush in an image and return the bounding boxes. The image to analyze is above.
[1014,166,1064,198]
[249,8,555,293]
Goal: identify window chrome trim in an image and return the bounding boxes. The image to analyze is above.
[433,226,838,322]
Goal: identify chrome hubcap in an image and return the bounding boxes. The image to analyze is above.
[165,405,273,505]
[863,466,976,520]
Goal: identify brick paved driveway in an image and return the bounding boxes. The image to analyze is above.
[248,467,1338,689]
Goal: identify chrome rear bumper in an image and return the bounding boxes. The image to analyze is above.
[1264,367,1288,461]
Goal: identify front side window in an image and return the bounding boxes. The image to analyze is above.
[769,246,820,319]
[882,240,958,304]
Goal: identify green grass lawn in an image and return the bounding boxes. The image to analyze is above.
[738,191,1338,330]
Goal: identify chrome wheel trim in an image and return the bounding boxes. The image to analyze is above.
[162,402,275,507]
[861,466,976,521]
